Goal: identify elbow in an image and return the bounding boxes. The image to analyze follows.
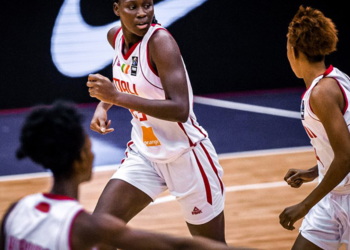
[175,105,189,123]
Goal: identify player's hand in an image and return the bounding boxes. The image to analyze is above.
[284,168,317,188]
[87,74,119,104]
[279,202,308,230]
[90,105,114,135]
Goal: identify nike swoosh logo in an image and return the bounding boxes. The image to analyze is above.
[51,0,208,78]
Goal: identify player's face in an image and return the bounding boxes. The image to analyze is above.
[114,0,154,37]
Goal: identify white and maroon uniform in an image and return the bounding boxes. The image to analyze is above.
[111,24,225,224]
[300,65,350,250]
[4,193,83,250]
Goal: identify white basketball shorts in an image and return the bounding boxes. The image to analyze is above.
[300,192,350,250]
[111,138,225,225]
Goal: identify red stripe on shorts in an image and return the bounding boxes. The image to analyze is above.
[200,142,224,195]
[192,150,212,205]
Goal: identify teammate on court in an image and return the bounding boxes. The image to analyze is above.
[0,102,236,250]
[86,0,226,246]
[280,6,350,250]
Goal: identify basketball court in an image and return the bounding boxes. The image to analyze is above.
[2,88,345,249]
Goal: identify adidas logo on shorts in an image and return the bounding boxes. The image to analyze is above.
[192,207,202,215]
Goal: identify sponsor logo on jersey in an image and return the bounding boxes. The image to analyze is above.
[141,126,161,147]
[192,207,202,215]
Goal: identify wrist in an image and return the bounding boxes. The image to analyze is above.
[308,166,319,179]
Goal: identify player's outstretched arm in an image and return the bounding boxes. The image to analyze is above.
[72,212,252,250]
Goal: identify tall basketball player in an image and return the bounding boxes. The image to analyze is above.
[280,6,350,250]
[0,102,236,250]
[86,0,226,247]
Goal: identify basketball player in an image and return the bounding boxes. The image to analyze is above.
[0,102,238,250]
[86,0,226,246]
[280,6,350,250]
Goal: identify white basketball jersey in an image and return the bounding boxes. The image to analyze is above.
[301,65,350,193]
[112,24,207,163]
[4,193,83,250]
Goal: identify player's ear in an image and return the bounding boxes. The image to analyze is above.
[113,2,120,17]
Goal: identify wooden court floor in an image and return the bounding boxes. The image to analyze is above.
[0,149,346,250]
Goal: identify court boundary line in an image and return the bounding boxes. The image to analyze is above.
[152,181,316,205]
[0,146,312,182]
[194,96,301,119]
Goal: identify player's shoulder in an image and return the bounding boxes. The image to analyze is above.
[107,26,122,48]
[149,26,174,44]
[313,77,339,98]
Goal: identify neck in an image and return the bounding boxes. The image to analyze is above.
[50,175,79,200]
[121,25,143,51]
[301,61,327,89]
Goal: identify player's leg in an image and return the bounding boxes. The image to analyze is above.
[162,138,226,243]
[94,179,152,222]
[186,211,226,243]
[93,147,166,250]
[291,234,323,250]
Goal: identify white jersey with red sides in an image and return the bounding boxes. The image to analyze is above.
[301,65,350,193]
[112,24,208,163]
[4,193,83,250]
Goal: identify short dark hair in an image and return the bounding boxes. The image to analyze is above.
[17,101,86,177]
[288,6,338,63]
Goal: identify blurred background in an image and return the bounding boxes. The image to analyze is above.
[1,0,349,175]
[1,0,349,110]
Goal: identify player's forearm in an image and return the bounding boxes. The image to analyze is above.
[302,158,350,210]
[113,92,189,123]
[308,165,319,179]
[98,101,113,111]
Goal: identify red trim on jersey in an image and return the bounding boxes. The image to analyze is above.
[314,148,325,168]
[304,127,317,138]
[113,27,122,49]
[323,65,333,77]
[304,127,313,138]
[178,123,195,147]
[121,36,142,60]
[35,202,50,213]
[69,209,84,250]
[334,78,349,114]
[199,142,224,195]
[302,65,334,100]
[146,27,174,76]
[127,141,134,148]
[190,118,207,138]
[43,193,75,201]
[192,150,212,205]
[138,45,163,90]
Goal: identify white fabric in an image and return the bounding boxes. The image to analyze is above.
[301,65,350,193]
[112,24,207,163]
[300,192,350,250]
[112,138,225,225]
[5,193,83,250]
